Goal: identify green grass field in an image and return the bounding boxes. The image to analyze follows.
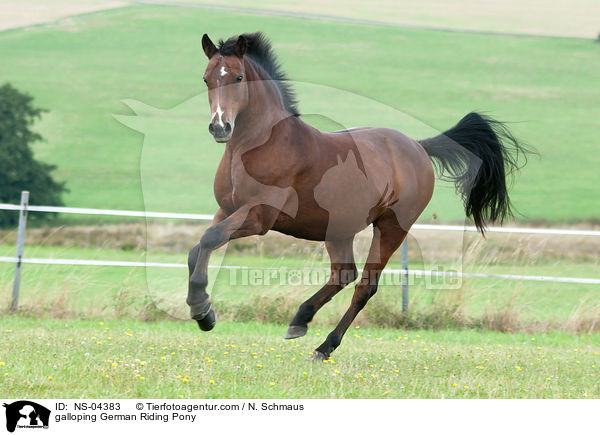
[1,2,599,400]
[1,317,599,398]
[0,3,599,223]
[144,0,600,38]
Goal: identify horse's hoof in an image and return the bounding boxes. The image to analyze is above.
[309,350,328,361]
[194,308,216,331]
[284,325,307,339]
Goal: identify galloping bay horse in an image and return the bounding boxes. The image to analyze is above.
[188,32,528,360]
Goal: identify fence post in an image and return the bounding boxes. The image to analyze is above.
[401,238,408,312]
[10,191,29,312]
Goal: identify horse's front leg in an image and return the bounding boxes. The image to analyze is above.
[187,204,276,331]
[186,209,226,330]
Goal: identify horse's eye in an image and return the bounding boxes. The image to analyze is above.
[236,75,243,82]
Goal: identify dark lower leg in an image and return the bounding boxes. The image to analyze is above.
[313,280,377,358]
[286,238,356,339]
[186,211,227,323]
[313,214,407,359]
[288,265,357,322]
[186,205,276,330]
[187,248,212,315]
[187,243,215,330]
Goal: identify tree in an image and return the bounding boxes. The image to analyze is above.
[0,83,66,227]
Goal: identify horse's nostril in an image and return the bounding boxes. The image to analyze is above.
[208,122,230,139]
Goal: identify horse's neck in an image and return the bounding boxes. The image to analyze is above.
[228,60,291,151]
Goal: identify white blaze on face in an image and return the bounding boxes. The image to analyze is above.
[212,104,225,127]
[209,65,230,133]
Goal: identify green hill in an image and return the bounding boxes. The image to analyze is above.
[1,4,598,223]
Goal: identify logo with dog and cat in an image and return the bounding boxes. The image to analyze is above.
[2,401,50,433]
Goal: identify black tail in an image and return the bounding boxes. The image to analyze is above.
[419,112,531,234]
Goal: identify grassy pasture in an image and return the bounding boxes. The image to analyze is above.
[0,4,598,223]
[1,317,599,398]
[0,2,599,401]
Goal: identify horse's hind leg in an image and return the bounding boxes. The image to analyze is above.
[285,237,357,339]
[312,212,407,360]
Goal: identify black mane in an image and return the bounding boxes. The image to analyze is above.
[218,32,300,117]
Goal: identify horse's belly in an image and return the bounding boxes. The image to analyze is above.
[272,211,367,241]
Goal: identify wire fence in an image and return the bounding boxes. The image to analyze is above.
[1,192,599,312]
[1,256,598,284]
[2,202,599,236]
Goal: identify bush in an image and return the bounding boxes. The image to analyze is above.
[0,83,66,227]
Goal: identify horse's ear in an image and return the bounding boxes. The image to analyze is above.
[234,35,247,58]
[202,34,218,59]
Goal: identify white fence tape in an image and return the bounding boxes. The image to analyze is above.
[0,203,214,221]
[1,256,598,285]
[1,202,599,287]
[410,223,600,237]
[1,203,599,236]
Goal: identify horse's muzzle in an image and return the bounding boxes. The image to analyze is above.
[209,122,233,143]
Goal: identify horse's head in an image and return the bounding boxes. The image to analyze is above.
[202,34,249,143]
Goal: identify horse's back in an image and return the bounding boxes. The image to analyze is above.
[323,126,435,230]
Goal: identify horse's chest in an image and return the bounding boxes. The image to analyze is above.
[217,156,298,221]
[219,159,267,209]
[229,159,249,206]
